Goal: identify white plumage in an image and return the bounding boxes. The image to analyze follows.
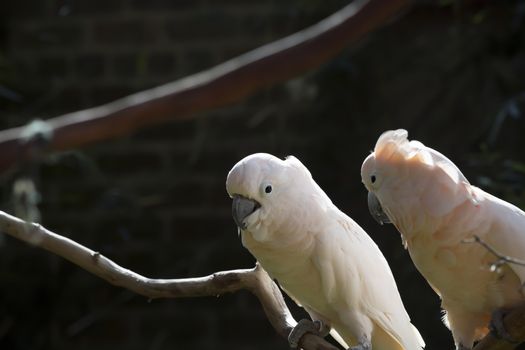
[227,153,424,350]
[361,130,525,349]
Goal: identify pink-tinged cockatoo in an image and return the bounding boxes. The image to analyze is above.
[227,153,425,350]
[361,129,525,350]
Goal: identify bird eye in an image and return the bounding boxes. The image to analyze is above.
[265,185,273,194]
[371,175,376,184]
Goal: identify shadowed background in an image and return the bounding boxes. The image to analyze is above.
[1,0,525,349]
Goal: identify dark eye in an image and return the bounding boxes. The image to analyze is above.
[265,185,273,194]
[371,175,376,184]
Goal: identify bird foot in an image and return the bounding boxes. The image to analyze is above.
[288,319,330,348]
[489,308,519,344]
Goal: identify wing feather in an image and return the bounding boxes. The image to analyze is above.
[313,211,424,349]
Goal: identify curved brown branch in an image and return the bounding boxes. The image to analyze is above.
[0,0,411,173]
[0,210,338,350]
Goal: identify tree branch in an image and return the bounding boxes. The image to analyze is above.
[463,235,525,350]
[0,210,338,350]
[463,235,525,269]
[0,0,411,173]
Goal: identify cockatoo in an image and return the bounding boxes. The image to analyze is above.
[227,153,425,350]
[361,129,525,350]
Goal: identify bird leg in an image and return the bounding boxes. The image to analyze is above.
[288,319,330,348]
[489,308,519,344]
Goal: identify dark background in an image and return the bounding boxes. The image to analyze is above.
[1,0,525,349]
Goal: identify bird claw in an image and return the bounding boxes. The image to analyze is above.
[288,319,329,348]
[313,319,331,337]
[489,308,520,344]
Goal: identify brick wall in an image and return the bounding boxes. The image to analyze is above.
[2,0,343,116]
[1,1,525,350]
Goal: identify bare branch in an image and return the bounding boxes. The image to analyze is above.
[462,235,525,349]
[0,210,338,350]
[0,0,411,174]
[463,235,525,268]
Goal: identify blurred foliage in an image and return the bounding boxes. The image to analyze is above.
[466,93,525,209]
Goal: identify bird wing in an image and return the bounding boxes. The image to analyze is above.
[312,211,424,349]
[479,189,525,285]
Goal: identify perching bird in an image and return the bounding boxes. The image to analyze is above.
[227,153,425,350]
[361,129,525,350]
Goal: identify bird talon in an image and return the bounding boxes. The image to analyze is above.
[288,319,327,348]
[313,319,331,337]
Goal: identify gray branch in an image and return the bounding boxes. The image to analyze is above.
[463,235,525,268]
[0,210,337,349]
[463,235,525,349]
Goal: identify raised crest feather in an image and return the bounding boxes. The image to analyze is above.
[375,129,467,184]
[376,129,409,150]
[374,129,419,161]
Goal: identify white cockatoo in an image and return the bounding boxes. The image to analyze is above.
[361,129,525,350]
[226,153,425,350]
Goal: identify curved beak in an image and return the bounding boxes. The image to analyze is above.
[367,192,391,225]
[231,195,261,230]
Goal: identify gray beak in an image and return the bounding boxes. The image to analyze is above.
[368,192,391,225]
[231,195,261,230]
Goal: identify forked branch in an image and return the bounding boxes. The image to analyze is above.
[463,235,525,269]
[0,210,338,350]
[3,214,525,349]
[463,235,525,350]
